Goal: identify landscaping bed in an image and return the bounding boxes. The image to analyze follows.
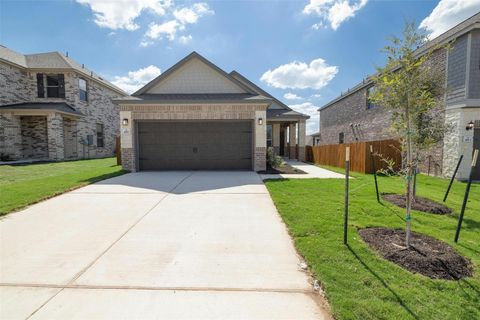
[259,163,307,174]
[382,193,452,214]
[359,227,473,280]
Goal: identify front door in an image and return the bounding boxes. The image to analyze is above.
[279,130,285,156]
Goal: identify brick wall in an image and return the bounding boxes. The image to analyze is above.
[0,61,122,161]
[319,87,394,145]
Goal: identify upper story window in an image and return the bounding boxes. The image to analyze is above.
[266,124,273,148]
[36,73,65,98]
[79,78,88,102]
[366,86,378,110]
[339,132,345,144]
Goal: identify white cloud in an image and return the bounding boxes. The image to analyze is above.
[76,0,171,30]
[179,35,193,44]
[303,0,368,30]
[261,58,338,90]
[111,65,161,93]
[311,93,322,99]
[143,2,213,43]
[145,20,182,41]
[289,102,320,134]
[173,3,213,24]
[284,92,303,100]
[420,0,480,38]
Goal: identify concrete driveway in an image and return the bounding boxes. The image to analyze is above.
[0,171,330,319]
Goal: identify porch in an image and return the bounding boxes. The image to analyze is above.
[0,103,83,162]
[266,109,308,161]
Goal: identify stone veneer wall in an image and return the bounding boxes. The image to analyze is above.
[0,60,122,160]
[119,104,268,172]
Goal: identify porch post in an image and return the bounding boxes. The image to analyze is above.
[283,125,289,157]
[298,119,306,161]
[47,113,65,161]
[289,123,297,159]
[272,123,280,155]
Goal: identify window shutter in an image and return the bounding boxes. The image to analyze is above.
[36,73,44,98]
[58,74,65,98]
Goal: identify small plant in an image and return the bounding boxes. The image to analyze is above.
[266,147,283,168]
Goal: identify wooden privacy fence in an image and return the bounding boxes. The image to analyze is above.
[306,139,402,174]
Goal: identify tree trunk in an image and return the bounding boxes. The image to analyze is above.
[405,104,413,248]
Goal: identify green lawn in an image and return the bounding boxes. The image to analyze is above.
[265,170,479,320]
[0,158,125,216]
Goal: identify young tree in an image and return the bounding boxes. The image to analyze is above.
[369,22,447,248]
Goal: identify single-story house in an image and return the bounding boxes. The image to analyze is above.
[114,52,309,172]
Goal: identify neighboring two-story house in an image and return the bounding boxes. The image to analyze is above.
[0,46,126,162]
[318,13,480,180]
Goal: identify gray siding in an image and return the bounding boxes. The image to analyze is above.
[447,34,468,102]
[469,30,480,99]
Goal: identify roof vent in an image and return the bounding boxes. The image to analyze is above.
[82,64,84,68]
[66,51,68,57]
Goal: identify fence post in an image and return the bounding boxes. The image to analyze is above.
[443,155,463,202]
[454,149,478,243]
[344,147,350,245]
[370,145,380,202]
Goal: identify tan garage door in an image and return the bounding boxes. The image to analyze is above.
[137,121,253,170]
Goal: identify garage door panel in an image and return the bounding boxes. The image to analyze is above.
[138,121,252,170]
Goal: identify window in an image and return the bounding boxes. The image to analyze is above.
[366,86,378,109]
[36,73,65,98]
[266,124,273,148]
[339,132,344,144]
[79,78,88,101]
[96,124,104,148]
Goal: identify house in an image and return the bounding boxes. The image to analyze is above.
[318,13,480,180]
[0,46,127,162]
[307,132,320,146]
[114,52,309,172]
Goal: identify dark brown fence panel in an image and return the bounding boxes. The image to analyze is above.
[307,139,401,174]
[115,136,121,166]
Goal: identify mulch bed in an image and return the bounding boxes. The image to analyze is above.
[359,227,473,280]
[259,163,307,174]
[382,193,452,215]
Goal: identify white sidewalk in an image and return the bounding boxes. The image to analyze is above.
[260,160,345,180]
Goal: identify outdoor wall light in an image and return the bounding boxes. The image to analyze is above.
[466,121,474,131]
[122,118,129,126]
[258,118,263,125]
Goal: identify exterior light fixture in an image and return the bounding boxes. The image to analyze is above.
[258,118,263,125]
[122,118,129,126]
[466,121,474,131]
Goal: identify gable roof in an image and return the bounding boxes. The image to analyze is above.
[230,71,309,119]
[133,52,255,96]
[0,45,127,96]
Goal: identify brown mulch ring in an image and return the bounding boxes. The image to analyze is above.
[359,227,473,280]
[382,193,452,215]
[259,163,307,174]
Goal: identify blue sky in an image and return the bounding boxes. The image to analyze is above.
[1,0,479,133]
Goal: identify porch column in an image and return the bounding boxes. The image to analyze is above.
[298,120,306,161]
[283,125,289,157]
[289,123,297,159]
[272,123,280,155]
[47,113,64,160]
